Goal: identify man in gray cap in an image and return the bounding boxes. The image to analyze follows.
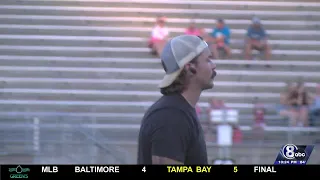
[137,35,217,164]
[244,17,272,64]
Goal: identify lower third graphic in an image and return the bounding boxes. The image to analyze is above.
[274,144,314,165]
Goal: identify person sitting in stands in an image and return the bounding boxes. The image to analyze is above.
[310,84,320,126]
[252,100,266,140]
[278,83,309,126]
[204,98,227,141]
[148,16,169,56]
[297,82,312,127]
[253,99,266,129]
[208,18,231,59]
[184,20,204,38]
[244,17,271,66]
[277,83,300,127]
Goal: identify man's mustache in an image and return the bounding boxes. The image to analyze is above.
[211,70,217,79]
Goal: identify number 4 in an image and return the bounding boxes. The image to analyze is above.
[142,166,146,173]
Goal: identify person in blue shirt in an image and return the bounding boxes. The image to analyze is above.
[209,19,231,59]
[245,17,272,62]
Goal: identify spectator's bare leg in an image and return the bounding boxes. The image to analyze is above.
[299,106,309,127]
[155,40,166,56]
[279,109,298,127]
[264,43,272,60]
[150,43,157,55]
[224,45,232,59]
[211,44,220,59]
[245,42,253,60]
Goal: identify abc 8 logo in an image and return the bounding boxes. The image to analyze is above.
[282,144,306,160]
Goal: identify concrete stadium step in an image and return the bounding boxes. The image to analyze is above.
[100,117,289,126]
[2,107,278,122]
[87,19,320,32]
[0,81,283,93]
[87,9,320,22]
[3,15,318,29]
[0,104,149,114]
[0,112,289,126]
[1,26,319,42]
[2,16,319,36]
[0,67,319,82]
[1,5,319,21]
[3,38,320,51]
[1,55,319,68]
[114,117,288,126]
[1,47,320,61]
[0,76,317,88]
[2,0,319,4]
[0,115,288,128]
[105,27,320,41]
[1,0,320,12]
[218,0,319,1]
[0,95,277,106]
[1,53,320,67]
[1,80,317,94]
[90,2,320,12]
[1,14,320,32]
[0,101,275,114]
[0,89,281,103]
[0,72,313,85]
[0,58,319,72]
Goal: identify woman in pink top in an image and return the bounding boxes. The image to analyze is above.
[184,20,204,38]
[148,16,169,56]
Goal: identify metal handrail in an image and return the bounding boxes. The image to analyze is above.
[0,116,131,164]
[74,124,130,164]
[0,115,319,164]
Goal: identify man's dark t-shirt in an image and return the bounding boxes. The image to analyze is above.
[137,93,208,164]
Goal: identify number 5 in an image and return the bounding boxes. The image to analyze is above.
[233,166,238,173]
[142,166,146,173]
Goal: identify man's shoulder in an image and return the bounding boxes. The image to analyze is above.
[144,107,187,122]
[142,105,192,127]
[142,94,193,122]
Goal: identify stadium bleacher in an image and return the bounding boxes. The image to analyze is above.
[0,0,319,164]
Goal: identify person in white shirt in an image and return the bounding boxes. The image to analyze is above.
[148,16,169,56]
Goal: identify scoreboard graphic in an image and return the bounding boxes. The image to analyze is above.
[274,144,314,165]
[0,144,317,178]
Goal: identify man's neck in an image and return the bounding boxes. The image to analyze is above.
[181,87,202,108]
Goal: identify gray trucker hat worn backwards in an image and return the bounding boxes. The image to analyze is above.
[159,35,209,88]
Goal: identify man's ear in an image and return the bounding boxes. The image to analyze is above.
[186,64,197,75]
